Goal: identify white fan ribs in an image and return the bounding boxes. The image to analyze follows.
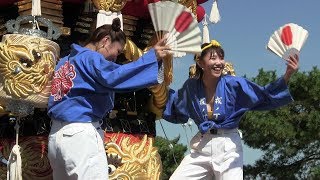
[148,1,202,57]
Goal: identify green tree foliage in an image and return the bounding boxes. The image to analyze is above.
[240,67,320,179]
[154,136,187,180]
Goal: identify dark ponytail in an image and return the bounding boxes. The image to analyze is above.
[86,18,126,46]
[111,18,121,32]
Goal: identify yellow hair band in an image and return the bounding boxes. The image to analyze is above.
[201,40,221,51]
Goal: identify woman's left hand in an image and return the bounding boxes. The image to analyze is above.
[284,53,299,83]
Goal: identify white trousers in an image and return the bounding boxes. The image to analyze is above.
[170,129,243,180]
[48,120,108,180]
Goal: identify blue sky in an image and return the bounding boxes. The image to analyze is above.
[156,0,320,165]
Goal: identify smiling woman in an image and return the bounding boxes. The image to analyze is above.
[162,39,299,179]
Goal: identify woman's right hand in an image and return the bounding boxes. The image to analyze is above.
[154,38,171,61]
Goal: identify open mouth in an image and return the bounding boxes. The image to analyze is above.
[211,66,223,73]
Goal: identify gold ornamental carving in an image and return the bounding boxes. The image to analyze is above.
[106,134,162,180]
[92,0,127,11]
[0,34,60,108]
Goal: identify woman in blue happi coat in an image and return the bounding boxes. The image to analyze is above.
[47,18,170,180]
[163,40,299,180]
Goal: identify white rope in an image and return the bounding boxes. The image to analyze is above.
[159,120,178,166]
[32,0,41,16]
[181,124,190,152]
[7,118,22,180]
[202,15,210,43]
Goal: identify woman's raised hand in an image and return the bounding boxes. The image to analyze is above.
[154,37,171,61]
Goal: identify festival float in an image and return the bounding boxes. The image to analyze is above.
[0,0,235,179]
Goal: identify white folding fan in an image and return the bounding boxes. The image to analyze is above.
[148,1,202,57]
[267,23,308,60]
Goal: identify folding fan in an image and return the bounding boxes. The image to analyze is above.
[267,23,308,60]
[148,1,202,57]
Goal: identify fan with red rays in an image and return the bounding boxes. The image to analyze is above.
[267,23,308,60]
[148,1,202,57]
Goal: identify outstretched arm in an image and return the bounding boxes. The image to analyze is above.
[228,76,293,112]
[86,38,171,92]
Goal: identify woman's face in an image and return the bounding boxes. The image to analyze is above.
[99,37,124,61]
[198,50,225,79]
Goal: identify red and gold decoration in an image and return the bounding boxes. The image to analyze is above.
[0,136,52,180]
[0,133,163,180]
[105,133,162,179]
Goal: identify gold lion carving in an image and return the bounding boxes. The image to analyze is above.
[0,34,60,108]
[106,134,162,180]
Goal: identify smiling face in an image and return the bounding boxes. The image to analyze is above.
[197,46,225,79]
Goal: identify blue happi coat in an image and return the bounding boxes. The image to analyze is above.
[48,44,162,122]
[163,75,293,133]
